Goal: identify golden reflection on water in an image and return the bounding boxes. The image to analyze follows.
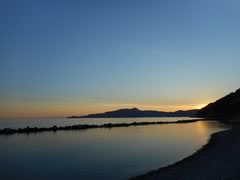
[50,121,225,148]
[0,121,228,180]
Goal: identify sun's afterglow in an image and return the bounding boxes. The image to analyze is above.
[195,103,208,109]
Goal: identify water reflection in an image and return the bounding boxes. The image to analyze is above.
[0,121,229,180]
[0,117,199,129]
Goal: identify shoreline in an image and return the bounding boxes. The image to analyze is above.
[131,125,240,180]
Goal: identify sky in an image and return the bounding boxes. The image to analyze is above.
[0,0,240,118]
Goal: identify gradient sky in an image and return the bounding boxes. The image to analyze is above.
[1,0,240,118]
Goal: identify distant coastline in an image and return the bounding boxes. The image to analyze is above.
[69,88,240,120]
[68,108,198,118]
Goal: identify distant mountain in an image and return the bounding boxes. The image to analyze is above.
[197,88,240,120]
[68,108,198,118]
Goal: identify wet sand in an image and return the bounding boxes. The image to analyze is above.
[132,126,240,180]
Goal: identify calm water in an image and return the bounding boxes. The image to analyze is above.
[0,118,229,180]
[0,117,199,129]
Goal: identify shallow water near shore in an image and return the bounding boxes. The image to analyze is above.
[0,119,229,180]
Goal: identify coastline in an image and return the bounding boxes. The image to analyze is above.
[132,126,240,180]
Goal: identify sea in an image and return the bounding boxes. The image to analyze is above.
[0,117,229,179]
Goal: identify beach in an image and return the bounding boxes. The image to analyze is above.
[133,126,240,180]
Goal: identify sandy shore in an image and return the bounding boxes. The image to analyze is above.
[132,126,240,180]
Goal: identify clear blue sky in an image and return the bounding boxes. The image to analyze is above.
[1,0,240,117]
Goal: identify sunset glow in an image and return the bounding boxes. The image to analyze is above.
[0,101,212,118]
[1,1,240,180]
[1,0,239,118]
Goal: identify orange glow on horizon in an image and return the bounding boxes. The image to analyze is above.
[194,103,208,109]
[0,101,210,118]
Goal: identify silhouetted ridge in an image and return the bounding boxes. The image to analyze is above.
[197,88,240,120]
[69,108,197,118]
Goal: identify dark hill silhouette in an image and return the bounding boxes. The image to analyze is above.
[68,108,197,118]
[197,88,240,120]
